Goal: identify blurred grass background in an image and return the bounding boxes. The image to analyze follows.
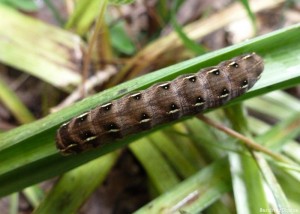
[0,0,300,213]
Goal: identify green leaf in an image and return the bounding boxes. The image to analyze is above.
[0,23,299,197]
[129,138,180,193]
[149,132,198,178]
[0,5,81,91]
[134,158,231,213]
[0,0,38,11]
[239,0,257,34]
[65,0,108,35]
[109,0,135,5]
[225,104,269,213]
[0,79,35,124]
[110,21,136,54]
[171,0,206,55]
[33,152,118,214]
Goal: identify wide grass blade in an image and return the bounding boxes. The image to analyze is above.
[134,158,231,214]
[0,23,299,197]
[0,5,81,91]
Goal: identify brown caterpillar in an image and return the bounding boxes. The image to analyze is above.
[56,53,264,155]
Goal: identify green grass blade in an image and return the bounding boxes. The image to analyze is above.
[129,138,180,193]
[65,0,107,35]
[0,24,299,196]
[225,104,269,213]
[134,158,231,214]
[23,186,44,208]
[8,193,18,214]
[255,153,291,214]
[33,152,118,214]
[149,132,197,178]
[171,0,206,55]
[239,0,257,34]
[0,78,35,124]
[0,4,81,91]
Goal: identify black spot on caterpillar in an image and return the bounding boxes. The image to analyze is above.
[56,53,264,155]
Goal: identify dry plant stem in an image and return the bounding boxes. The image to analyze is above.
[65,0,74,15]
[51,66,117,112]
[108,0,284,86]
[81,1,108,96]
[197,115,286,163]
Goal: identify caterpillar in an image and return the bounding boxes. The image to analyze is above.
[56,53,264,155]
